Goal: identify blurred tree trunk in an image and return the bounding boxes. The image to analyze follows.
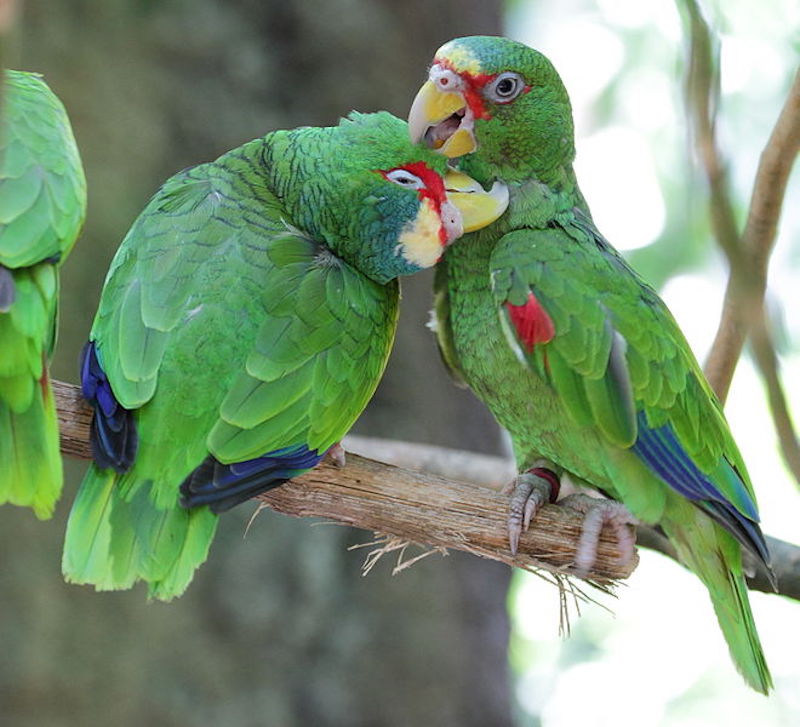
[1,2,512,725]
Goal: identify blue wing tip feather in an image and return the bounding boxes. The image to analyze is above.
[80,341,138,473]
[632,412,771,571]
[180,444,324,513]
[0,265,15,312]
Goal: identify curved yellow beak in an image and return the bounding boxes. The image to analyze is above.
[444,170,508,232]
[408,80,477,158]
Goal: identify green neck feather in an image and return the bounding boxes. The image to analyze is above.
[241,112,449,283]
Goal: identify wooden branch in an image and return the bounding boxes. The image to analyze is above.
[52,380,635,584]
[635,521,800,601]
[749,310,800,483]
[0,0,19,34]
[681,0,743,274]
[741,68,800,276]
[681,0,747,402]
[680,2,800,486]
[681,2,800,405]
[345,436,800,600]
[705,68,800,403]
[54,378,800,599]
[54,379,94,459]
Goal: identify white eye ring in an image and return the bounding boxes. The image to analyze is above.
[485,72,525,103]
[430,65,463,93]
[386,169,425,190]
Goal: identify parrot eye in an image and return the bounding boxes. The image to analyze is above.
[485,72,525,103]
[385,169,425,190]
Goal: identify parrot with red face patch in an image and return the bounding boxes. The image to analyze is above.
[408,36,772,693]
[62,110,507,600]
[0,70,86,518]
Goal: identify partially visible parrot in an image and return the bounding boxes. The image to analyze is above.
[408,36,773,693]
[63,110,507,600]
[0,70,87,518]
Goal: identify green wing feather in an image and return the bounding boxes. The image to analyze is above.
[65,140,398,599]
[0,70,86,517]
[489,217,757,512]
[430,254,468,386]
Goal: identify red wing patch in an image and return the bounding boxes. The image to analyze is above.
[505,292,555,352]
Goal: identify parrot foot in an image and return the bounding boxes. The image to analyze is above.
[324,442,347,469]
[502,463,560,556]
[558,494,637,576]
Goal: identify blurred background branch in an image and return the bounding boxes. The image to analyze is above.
[681,0,800,482]
[0,0,18,34]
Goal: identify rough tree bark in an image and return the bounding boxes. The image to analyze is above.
[54,381,637,583]
[52,379,800,599]
[2,3,513,727]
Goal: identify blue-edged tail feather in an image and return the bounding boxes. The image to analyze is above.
[632,411,773,581]
[180,444,324,513]
[80,341,137,472]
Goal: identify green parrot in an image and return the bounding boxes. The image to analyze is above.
[408,36,773,693]
[0,70,87,518]
[63,110,507,601]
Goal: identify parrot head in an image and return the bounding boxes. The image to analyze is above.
[283,112,508,284]
[408,36,575,185]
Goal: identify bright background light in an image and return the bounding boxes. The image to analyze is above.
[503,1,800,723]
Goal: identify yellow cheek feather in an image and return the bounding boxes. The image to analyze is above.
[398,200,444,268]
[437,41,482,75]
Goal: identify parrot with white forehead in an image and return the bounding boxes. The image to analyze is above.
[62,110,508,600]
[408,35,772,693]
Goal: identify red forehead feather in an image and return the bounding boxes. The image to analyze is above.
[379,162,446,210]
[402,161,447,205]
[378,162,449,247]
[433,56,532,119]
[433,56,495,120]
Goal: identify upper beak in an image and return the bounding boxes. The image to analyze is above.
[408,80,477,158]
[444,170,509,233]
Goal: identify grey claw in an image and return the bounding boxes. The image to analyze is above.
[505,466,560,556]
[559,494,637,576]
[325,442,347,469]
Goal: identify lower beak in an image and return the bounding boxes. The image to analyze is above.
[444,170,509,233]
[408,80,477,158]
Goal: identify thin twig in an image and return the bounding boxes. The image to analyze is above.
[750,312,800,481]
[681,0,742,270]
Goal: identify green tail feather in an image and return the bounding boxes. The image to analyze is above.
[0,376,62,519]
[716,567,773,694]
[663,512,772,694]
[63,463,218,599]
[62,465,121,588]
[147,507,217,601]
